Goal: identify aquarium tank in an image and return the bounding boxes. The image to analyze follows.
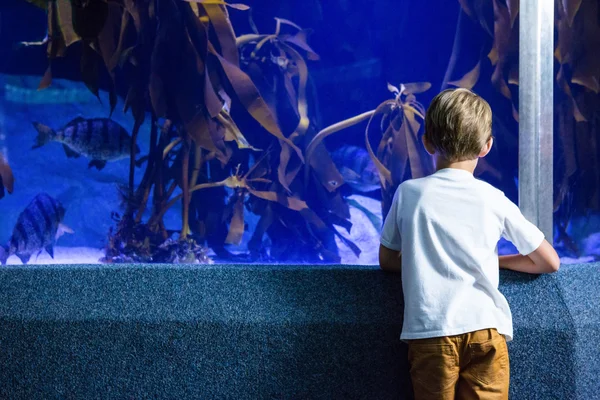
[0,0,597,266]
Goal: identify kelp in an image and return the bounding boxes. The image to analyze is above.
[451,0,519,120]
[26,0,355,263]
[185,0,250,12]
[237,17,321,191]
[235,14,357,262]
[0,154,15,200]
[451,0,596,123]
[448,61,481,89]
[150,160,322,242]
[449,0,600,254]
[306,82,434,220]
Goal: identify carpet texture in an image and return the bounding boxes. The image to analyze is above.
[0,263,597,399]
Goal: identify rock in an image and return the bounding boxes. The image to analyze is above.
[335,195,382,265]
[560,256,597,265]
[4,246,104,265]
[582,232,600,258]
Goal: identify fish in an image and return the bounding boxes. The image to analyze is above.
[331,145,381,193]
[0,193,73,265]
[17,33,49,48]
[0,153,14,200]
[32,117,140,170]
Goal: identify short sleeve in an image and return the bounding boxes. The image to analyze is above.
[380,185,402,251]
[501,195,545,255]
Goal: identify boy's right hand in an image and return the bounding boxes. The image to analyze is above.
[499,240,560,274]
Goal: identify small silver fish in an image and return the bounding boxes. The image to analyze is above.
[17,33,49,48]
[0,193,73,265]
[270,54,289,69]
[331,145,381,193]
[32,117,140,170]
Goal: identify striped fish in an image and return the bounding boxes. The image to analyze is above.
[0,193,73,265]
[32,117,140,170]
[331,145,381,193]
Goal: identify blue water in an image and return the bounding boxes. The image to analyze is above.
[0,0,597,265]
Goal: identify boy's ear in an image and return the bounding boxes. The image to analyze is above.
[422,134,436,155]
[479,136,493,158]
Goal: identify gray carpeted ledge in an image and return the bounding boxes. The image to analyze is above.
[0,263,598,399]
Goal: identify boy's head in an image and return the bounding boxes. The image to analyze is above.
[423,88,493,162]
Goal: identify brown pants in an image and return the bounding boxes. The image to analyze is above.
[407,328,509,400]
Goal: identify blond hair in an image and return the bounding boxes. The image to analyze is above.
[424,88,492,162]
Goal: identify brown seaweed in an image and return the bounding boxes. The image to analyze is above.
[234,14,356,261]
[22,0,358,263]
[236,17,319,191]
[306,82,434,220]
[448,61,481,90]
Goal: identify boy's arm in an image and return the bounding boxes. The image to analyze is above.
[379,185,403,272]
[500,194,560,274]
[379,244,402,273]
[499,239,560,274]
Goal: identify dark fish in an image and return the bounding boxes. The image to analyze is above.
[0,193,73,265]
[0,154,14,200]
[32,117,140,170]
[331,145,381,193]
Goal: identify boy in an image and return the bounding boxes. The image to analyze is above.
[379,88,560,400]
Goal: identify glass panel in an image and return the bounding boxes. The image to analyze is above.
[3,1,589,265]
[552,0,600,264]
[436,3,521,257]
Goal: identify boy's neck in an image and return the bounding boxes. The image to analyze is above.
[434,156,478,174]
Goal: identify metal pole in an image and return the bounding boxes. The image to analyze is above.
[519,0,554,244]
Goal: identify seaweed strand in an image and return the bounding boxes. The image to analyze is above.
[128,118,143,212]
[163,137,182,159]
[135,113,159,223]
[181,137,191,239]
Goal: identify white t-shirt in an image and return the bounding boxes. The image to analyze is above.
[380,168,545,342]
